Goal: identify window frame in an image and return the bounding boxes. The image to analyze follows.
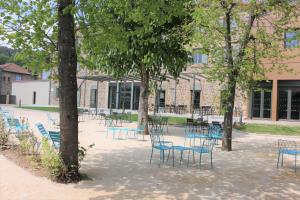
[284,30,299,49]
[15,74,22,81]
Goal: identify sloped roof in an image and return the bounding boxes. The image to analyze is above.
[0,63,31,75]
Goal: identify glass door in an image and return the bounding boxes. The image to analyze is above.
[118,83,131,110]
[108,85,117,109]
[263,91,272,118]
[278,90,288,119]
[252,91,261,118]
[251,90,272,119]
[291,89,300,120]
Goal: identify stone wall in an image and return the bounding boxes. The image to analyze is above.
[1,72,32,95]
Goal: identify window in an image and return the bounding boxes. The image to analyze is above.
[7,77,10,82]
[284,31,299,48]
[3,76,5,81]
[193,90,201,109]
[15,74,22,81]
[193,53,208,64]
[55,87,60,99]
[41,71,50,80]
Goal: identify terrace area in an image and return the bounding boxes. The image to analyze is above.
[1,105,300,200]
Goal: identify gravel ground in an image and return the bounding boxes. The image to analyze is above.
[1,105,300,200]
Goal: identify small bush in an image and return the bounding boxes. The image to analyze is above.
[0,130,9,146]
[40,138,67,181]
[78,143,95,167]
[16,131,39,155]
[0,118,9,147]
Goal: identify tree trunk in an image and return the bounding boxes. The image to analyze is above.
[222,80,236,151]
[58,0,79,181]
[138,69,150,135]
[222,4,235,151]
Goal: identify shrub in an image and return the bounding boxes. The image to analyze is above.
[0,118,9,146]
[40,139,94,183]
[78,143,95,167]
[40,138,67,181]
[0,129,9,146]
[16,131,39,155]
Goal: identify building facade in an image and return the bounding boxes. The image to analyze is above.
[0,63,33,104]
[0,63,33,95]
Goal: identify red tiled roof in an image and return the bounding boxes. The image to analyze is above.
[0,63,31,75]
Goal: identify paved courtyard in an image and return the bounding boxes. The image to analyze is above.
[1,106,300,200]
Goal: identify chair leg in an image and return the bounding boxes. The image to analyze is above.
[193,151,195,164]
[210,152,213,169]
[162,150,165,163]
[172,149,175,168]
[180,151,183,166]
[295,155,297,172]
[281,153,284,167]
[187,150,191,168]
[159,151,162,165]
[277,152,281,168]
[150,148,153,164]
[167,149,170,162]
[199,153,202,170]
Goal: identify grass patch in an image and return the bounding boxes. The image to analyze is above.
[19,106,59,112]
[129,114,187,125]
[17,106,187,125]
[235,123,300,136]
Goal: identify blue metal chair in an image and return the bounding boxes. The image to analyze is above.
[149,129,174,166]
[106,118,118,139]
[35,123,50,138]
[187,136,216,169]
[49,131,60,149]
[129,124,145,139]
[277,139,300,172]
[208,125,223,144]
[172,145,192,166]
[7,118,28,134]
[35,123,60,149]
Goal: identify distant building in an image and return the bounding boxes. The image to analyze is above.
[0,63,33,95]
[12,80,58,105]
[0,63,33,104]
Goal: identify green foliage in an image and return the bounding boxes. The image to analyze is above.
[16,131,39,155]
[78,144,94,167]
[40,138,93,182]
[193,0,298,94]
[0,119,9,146]
[0,0,58,73]
[20,106,59,112]
[235,123,300,136]
[0,46,25,65]
[79,0,193,80]
[40,138,67,181]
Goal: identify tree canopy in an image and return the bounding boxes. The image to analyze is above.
[79,0,194,127]
[193,0,298,150]
[79,0,193,79]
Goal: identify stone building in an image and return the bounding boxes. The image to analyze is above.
[0,63,33,104]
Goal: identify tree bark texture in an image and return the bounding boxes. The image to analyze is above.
[138,69,150,135]
[222,4,235,151]
[58,0,79,180]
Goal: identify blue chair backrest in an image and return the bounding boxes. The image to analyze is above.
[149,129,164,146]
[35,123,49,137]
[49,131,60,143]
[7,118,20,127]
[208,125,222,135]
[201,137,216,152]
